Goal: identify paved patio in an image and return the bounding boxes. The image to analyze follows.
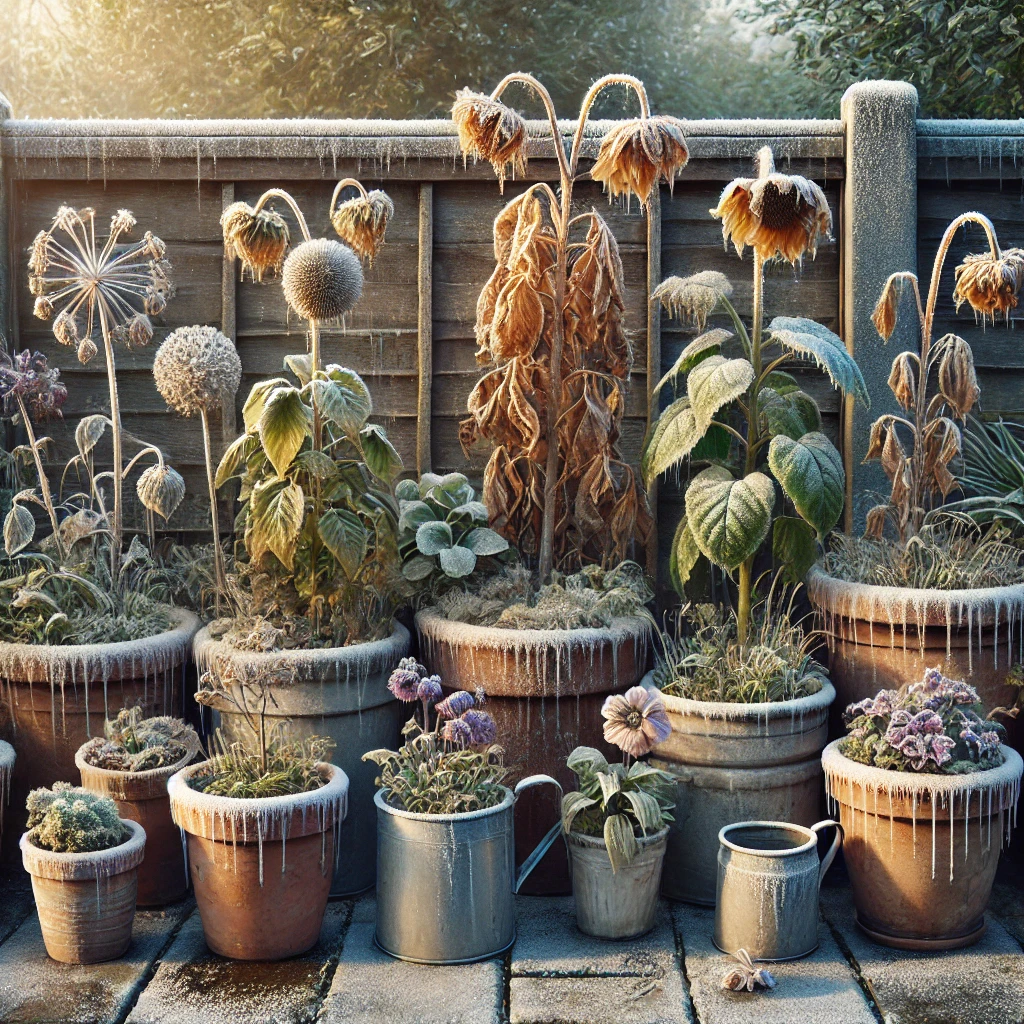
[1,864,1023,1024]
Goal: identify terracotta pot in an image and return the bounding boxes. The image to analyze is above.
[807,566,1024,747]
[0,608,200,857]
[823,740,1023,949]
[76,733,200,906]
[168,759,348,961]
[193,621,407,896]
[21,818,146,964]
[644,670,835,905]
[416,610,651,894]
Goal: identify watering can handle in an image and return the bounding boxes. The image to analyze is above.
[812,819,844,886]
[512,774,564,894]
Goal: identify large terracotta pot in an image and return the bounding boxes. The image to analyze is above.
[193,621,408,896]
[0,607,200,856]
[823,741,1023,949]
[416,610,651,894]
[807,566,1024,745]
[76,732,200,906]
[21,818,146,964]
[643,670,835,905]
[168,760,348,960]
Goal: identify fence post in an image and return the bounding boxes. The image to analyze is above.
[840,81,918,531]
[0,90,12,350]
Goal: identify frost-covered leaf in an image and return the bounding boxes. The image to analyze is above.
[604,812,638,873]
[687,355,755,433]
[360,423,403,482]
[416,519,453,555]
[309,366,373,435]
[399,499,437,533]
[761,387,822,441]
[243,377,289,432]
[561,791,598,835]
[439,545,477,578]
[767,317,869,408]
[215,433,253,488]
[669,514,701,595]
[283,352,314,385]
[75,414,109,458]
[691,423,733,462]
[768,431,845,538]
[623,789,662,835]
[401,554,436,581]
[652,328,733,397]
[567,746,610,777]
[248,478,304,568]
[293,449,338,481]
[258,386,311,476]
[686,466,775,570]
[450,500,490,523]
[463,527,509,555]
[395,478,420,501]
[641,396,706,487]
[136,463,185,521]
[4,503,35,555]
[319,508,369,577]
[772,515,818,583]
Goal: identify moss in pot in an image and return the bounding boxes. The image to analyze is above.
[824,669,1023,949]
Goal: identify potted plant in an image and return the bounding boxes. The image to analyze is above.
[0,206,200,845]
[365,658,561,964]
[824,668,1023,948]
[76,706,200,906]
[194,179,409,896]
[169,661,348,961]
[807,212,1024,729]
[20,781,146,964]
[561,685,674,939]
[639,147,851,904]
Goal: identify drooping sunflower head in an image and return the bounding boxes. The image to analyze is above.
[330,189,394,265]
[591,115,689,208]
[221,201,290,282]
[953,248,1024,323]
[711,146,832,264]
[451,88,528,191]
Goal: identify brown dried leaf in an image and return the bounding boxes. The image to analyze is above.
[936,334,979,419]
[887,351,917,410]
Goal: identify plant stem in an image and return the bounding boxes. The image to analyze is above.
[14,394,64,561]
[200,408,226,614]
[96,301,123,580]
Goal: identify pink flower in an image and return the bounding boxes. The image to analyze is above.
[601,686,671,758]
[387,668,420,703]
[462,709,497,747]
[436,691,475,720]
[442,717,473,748]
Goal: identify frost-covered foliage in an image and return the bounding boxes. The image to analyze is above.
[437,561,653,630]
[721,948,776,993]
[562,746,674,872]
[25,782,129,853]
[840,669,1007,774]
[80,707,196,772]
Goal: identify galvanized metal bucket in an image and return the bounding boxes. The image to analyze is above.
[374,775,562,964]
[714,819,843,961]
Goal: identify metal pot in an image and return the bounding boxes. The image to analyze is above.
[714,819,843,961]
[374,775,561,964]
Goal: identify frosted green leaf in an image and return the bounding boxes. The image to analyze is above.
[4,503,35,555]
[561,791,598,834]
[669,514,701,595]
[243,377,289,432]
[463,527,509,555]
[398,499,436,533]
[248,478,304,569]
[416,519,453,555]
[767,317,869,408]
[321,365,373,432]
[772,515,818,583]
[215,433,254,489]
[258,386,311,477]
[319,508,369,577]
[395,478,419,501]
[623,789,662,835]
[293,449,338,481]
[439,545,477,578]
[641,396,705,487]
[451,501,490,523]
[283,352,313,385]
[686,466,775,570]
[760,387,822,441]
[401,554,435,581]
[652,328,733,397]
[360,423,403,482]
[604,812,638,873]
[566,746,609,776]
[768,431,845,538]
[687,355,755,433]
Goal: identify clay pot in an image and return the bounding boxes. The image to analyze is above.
[76,733,200,906]
[0,608,200,856]
[644,671,835,905]
[807,567,1024,746]
[416,610,652,894]
[168,760,348,961]
[193,622,407,896]
[21,818,146,964]
[823,741,1023,949]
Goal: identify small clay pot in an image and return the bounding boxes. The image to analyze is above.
[168,760,349,961]
[76,734,200,906]
[21,818,146,964]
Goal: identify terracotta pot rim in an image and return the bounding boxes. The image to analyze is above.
[415,608,652,648]
[374,785,513,824]
[75,733,201,784]
[20,817,146,880]
[642,670,836,721]
[565,826,668,850]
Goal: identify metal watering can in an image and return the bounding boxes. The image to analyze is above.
[714,819,843,961]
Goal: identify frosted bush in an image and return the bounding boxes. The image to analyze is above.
[25,782,129,853]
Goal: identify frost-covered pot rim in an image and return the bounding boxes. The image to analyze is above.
[75,732,201,782]
[20,817,146,881]
[642,670,836,720]
[415,608,651,647]
[565,826,668,849]
[0,740,13,770]
[374,785,513,823]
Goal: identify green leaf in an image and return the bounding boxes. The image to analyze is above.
[215,433,252,489]
[685,466,775,570]
[622,789,662,836]
[4,503,35,555]
[136,463,185,521]
[416,519,453,555]
[243,377,289,432]
[687,355,755,433]
[561,791,598,834]
[567,746,610,777]
[463,527,509,555]
[669,514,701,595]
[293,449,338,481]
[399,499,437,533]
[75,415,109,458]
[395,478,420,501]
[768,431,845,537]
[248,478,305,568]
[773,515,818,584]
[284,353,313,385]
[258,386,312,477]
[360,423,403,482]
[760,387,822,440]
[450,500,490,523]
[310,366,372,435]
[439,545,477,578]
[597,770,622,804]
[318,508,369,577]
[604,813,638,873]
[767,317,869,408]
[653,328,733,397]
[691,422,732,462]
[641,397,706,487]
[762,370,800,394]
[401,554,436,581]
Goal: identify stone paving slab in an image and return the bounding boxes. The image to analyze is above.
[990,881,1024,945]
[509,973,692,1024]
[0,902,191,1024]
[820,888,1024,1024]
[673,902,877,1024]
[0,865,34,946]
[127,902,349,1024]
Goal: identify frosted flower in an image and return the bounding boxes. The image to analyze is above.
[436,691,476,720]
[0,350,67,420]
[452,89,528,190]
[602,685,671,758]
[720,948,776,993]
[442,716,473,748]
[416,675,443,704]
[893,730,956,771]
[387,668,420,703]
[954,248,1024,322]
[153,325,243,418]
[221,201,289,282]
[282,239,364,322]
[651,271,734,331]
[591,116,689,207]
[331,189,394,264]
[462,709,497,747]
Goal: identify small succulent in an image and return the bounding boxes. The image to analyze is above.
[720,949,777,993]
[25,781,129,853]
[80,706,196,772]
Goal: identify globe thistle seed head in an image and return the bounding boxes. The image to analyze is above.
[282,238,364,322]
[153,325,243,418]
[452,88,528,191]
[33,296,53,321]
[53,310,79,347]
[591,116,689,208]
[77,337,98,365]
[331,189,394,265]
[221,201,290,282]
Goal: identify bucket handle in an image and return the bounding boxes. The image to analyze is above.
[811,819,843,887]
[512,774,563,894]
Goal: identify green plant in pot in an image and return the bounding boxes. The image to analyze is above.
[20,781,146,964]
[806,212,1024,733]
[823,668,1023,949]
[640,147,848,904]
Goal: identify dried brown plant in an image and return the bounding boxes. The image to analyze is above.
[329,178,394,264]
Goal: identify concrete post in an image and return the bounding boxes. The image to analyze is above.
[840,81,918,531]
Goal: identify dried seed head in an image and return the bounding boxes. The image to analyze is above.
[145,288,168,316]
[651,271,734,330]
[711,146,831,263]
[887,351,917,410]
[936,333,979,419]
[28,231,50,275]
[591,115,689,207]
[52,205,81,232]
[221,201,290,281]
[143,231,167,260]
[451,88,528,191]
[110,209,137,236]
[153,324,243,417]
[33,296,53,321]
[331,189,394,264]
[282,238,364,321]
[128,313,154,349]
[53,310,79,347]
[77,337,98,364]
[136,462,185,521]
[28,275,45,297]
[953,248,1024,322]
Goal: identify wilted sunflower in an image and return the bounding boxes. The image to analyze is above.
[590,115,689,208]
[221,201,290,282]
[330,182,394,265]
[711,146,831,264]
[953,247,1024,322]
[451,88,528,190]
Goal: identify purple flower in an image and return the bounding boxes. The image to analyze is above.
[461,709,497,746]
[388,668,421,703]
[844,689,899,723]
[436,690,475,720]
[961,725,1002,762]
[886,709,944,749]
[397,656,427,676]
[893,731,956,771]
[442,717,473,748]
[417,675,443,704]
[0,349,67,420]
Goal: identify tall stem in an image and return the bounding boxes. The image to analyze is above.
[251,189,312,243]
[15,394,64,561]
[96,301,123,579]
[200,408,226,614]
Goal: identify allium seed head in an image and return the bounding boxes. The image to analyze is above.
[153,325,243,418]
[282,238,364,322]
